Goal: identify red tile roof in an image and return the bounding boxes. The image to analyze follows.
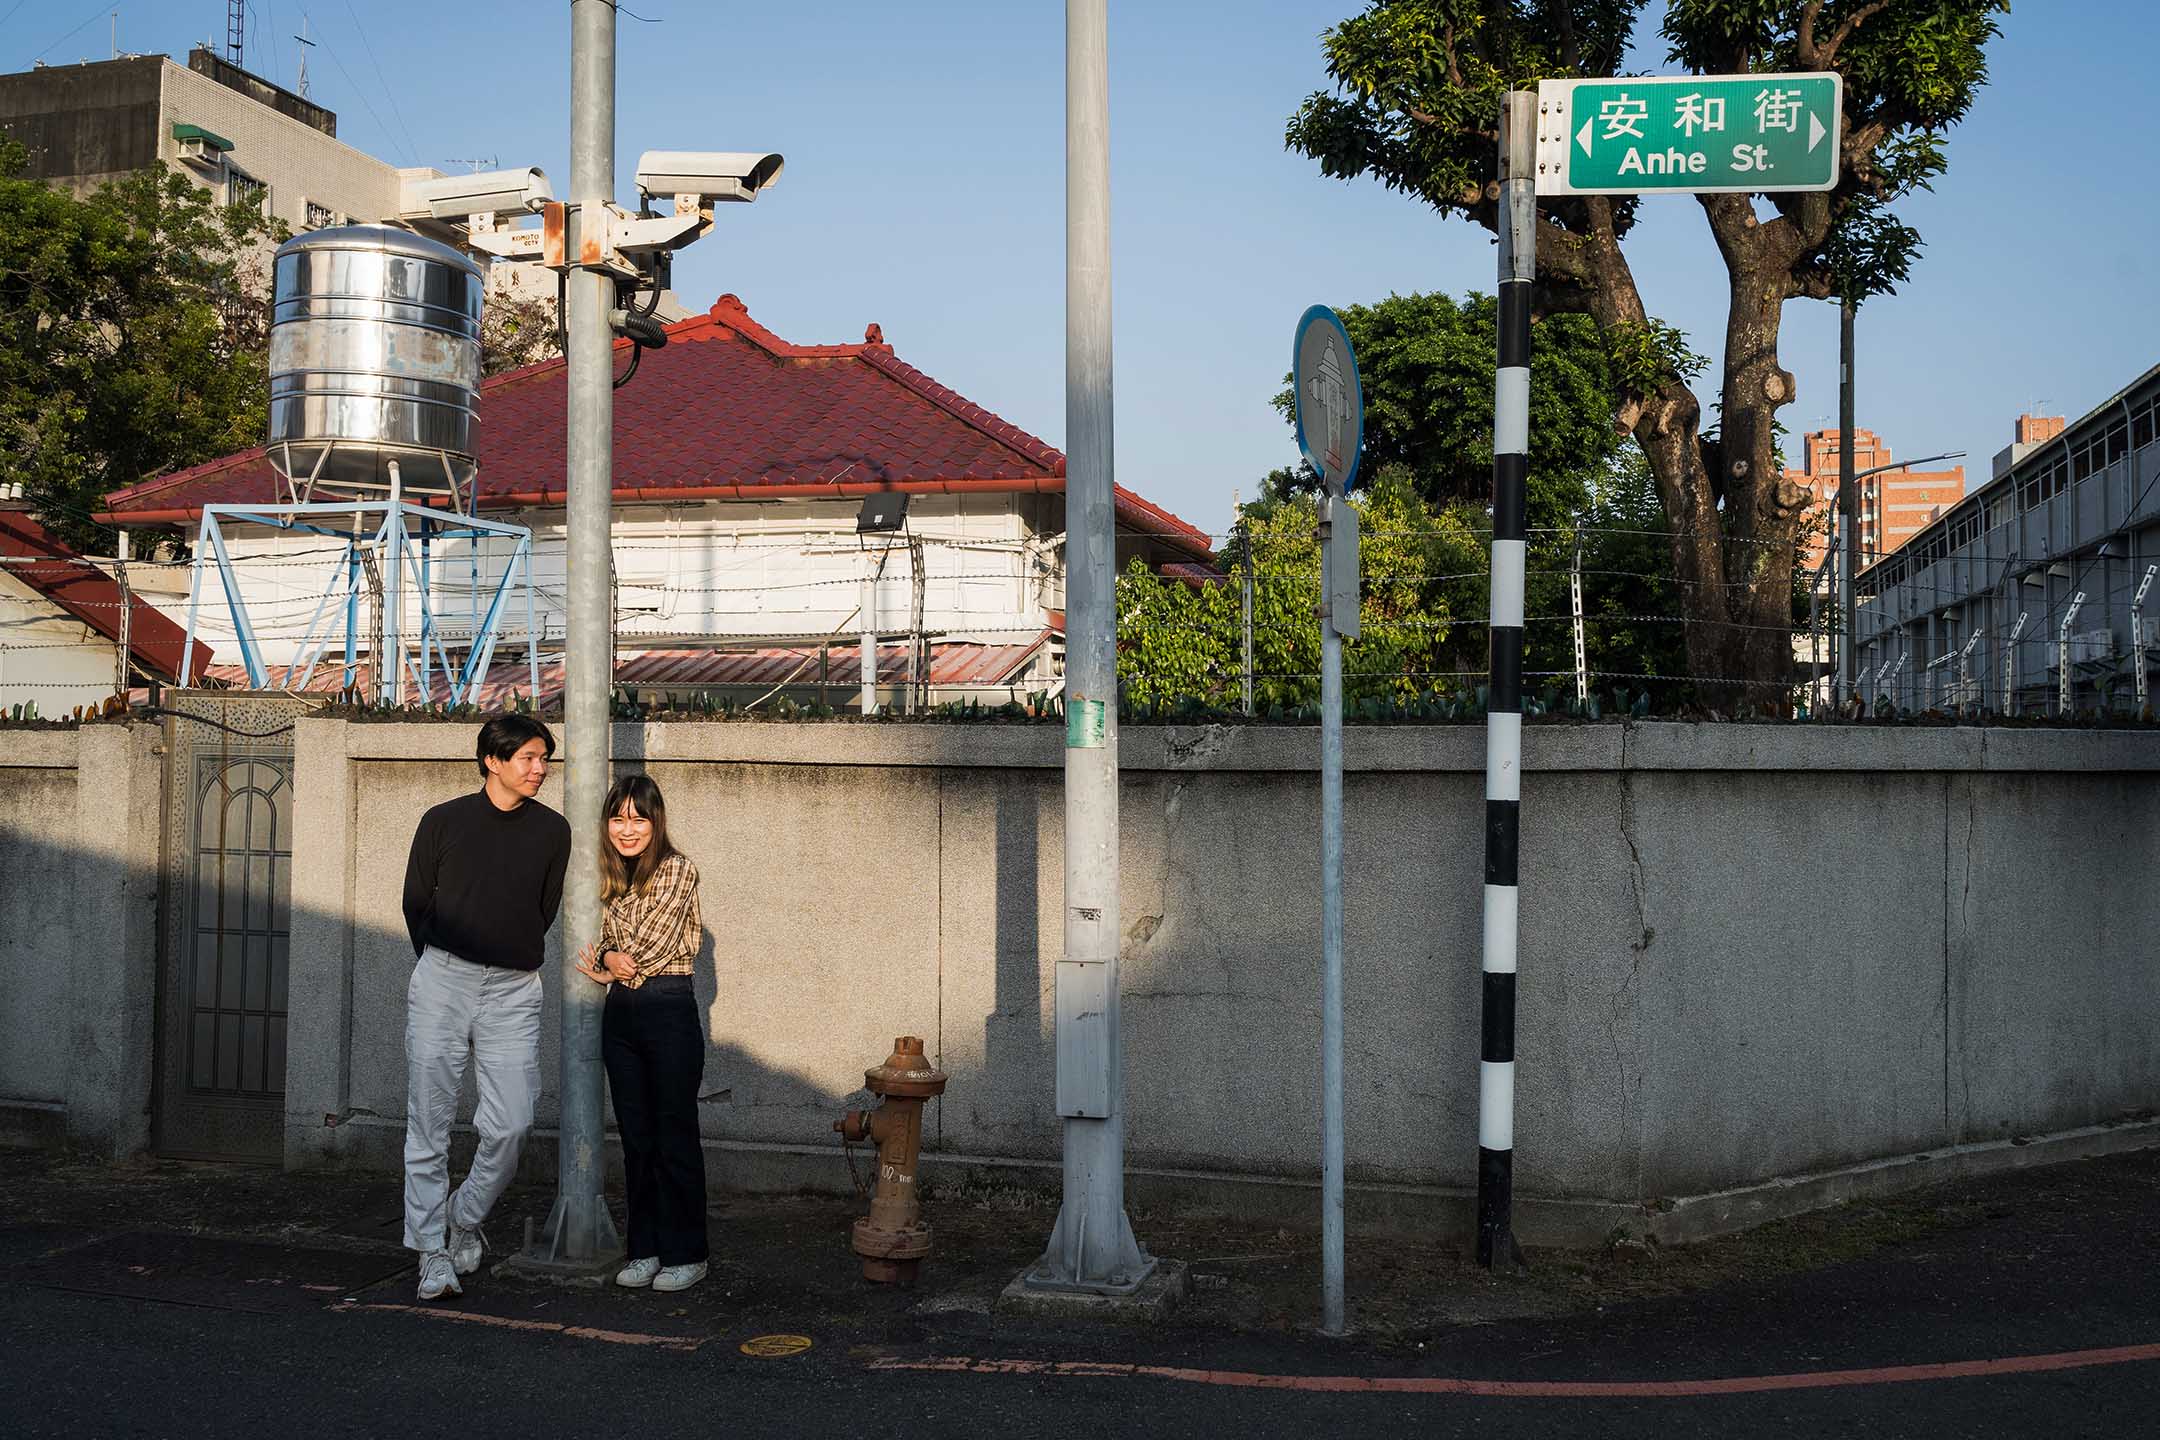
[200,633,1050,706]
[0,511,211,683]
[101,295,1214,560]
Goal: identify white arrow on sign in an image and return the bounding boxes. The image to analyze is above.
[1578,116,1593,156]
[1809,111,1826,152]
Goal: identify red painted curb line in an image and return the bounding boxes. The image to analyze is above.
[335,1300,705,1352]
[866,1341,2160,1398]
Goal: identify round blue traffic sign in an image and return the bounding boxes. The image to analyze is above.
[1292,305,1364,493]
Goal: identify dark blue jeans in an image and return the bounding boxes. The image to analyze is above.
[603,975,709,1266]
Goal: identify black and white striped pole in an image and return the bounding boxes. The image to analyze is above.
[1477,89,1535,1271]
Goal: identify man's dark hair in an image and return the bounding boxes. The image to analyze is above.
[476,712,556,779]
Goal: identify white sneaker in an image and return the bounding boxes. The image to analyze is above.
[615,1256,661,1289]
[653,1260,708,1293]
[416,1250,463,1302]
[447,1221,486,1277]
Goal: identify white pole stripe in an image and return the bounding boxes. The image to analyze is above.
[1481,884,1519,974]
[1495,369,1530,454]
[1484,712,1521,802]
[1479,1060,1515,1150]
[1490,540,1526,626]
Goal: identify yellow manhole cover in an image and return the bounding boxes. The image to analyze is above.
[740,1334,814,1358]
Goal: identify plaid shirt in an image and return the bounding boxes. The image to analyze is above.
[600,852,701,989]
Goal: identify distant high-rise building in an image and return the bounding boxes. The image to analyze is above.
[1787,428,1967,576]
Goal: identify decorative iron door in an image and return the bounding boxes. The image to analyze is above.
[154,694,309,1161]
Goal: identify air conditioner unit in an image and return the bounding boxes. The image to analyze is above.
[2142,616,2160,648]
[2068,628,2116,665]
[170,123,232,172]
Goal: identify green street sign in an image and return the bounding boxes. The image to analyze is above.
[1533,73,1842,196]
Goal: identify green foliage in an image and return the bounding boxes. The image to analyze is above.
[0,143,288,552]
[1119,466,1485,709]
[1267,291,1634,523]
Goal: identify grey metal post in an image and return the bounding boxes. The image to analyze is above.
[2004,609,2027,715]
[539,0,621,1265]
[1838,300,1857,695]
[114,530,132,697]
[1238,488,1254,716]
[1025,0,1152,1296]
[2133,566,2155,716]
[1318,491,1346,1335]
[1477,90,1534,1272]
[384,461,405,705]
[1569,527,1587,703]
[860,548,879,715]
[2058,590,2086,716]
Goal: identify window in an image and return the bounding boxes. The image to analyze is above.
[227,170,267,216]
[305,200,337,230]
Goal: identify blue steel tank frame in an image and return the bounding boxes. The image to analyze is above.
[177,496,540,704]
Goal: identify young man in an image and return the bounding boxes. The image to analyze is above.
[400,712,572,1301]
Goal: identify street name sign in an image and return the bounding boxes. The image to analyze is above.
[1533,73,1841,196]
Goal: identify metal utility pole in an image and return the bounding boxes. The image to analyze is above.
[538,0,622,1267]
[1476,90,1534,1272]
[1023,0,1152,1297]
[1838,299,1857,696]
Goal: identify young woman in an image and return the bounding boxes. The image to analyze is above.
[575,774,710,1293]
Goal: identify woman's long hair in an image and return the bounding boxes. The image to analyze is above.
[599,773,678,903]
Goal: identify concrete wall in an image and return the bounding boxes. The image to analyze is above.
[283,719,2160,1242]
[0,724,163,1154]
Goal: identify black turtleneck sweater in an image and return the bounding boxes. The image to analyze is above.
[402,789,572,972]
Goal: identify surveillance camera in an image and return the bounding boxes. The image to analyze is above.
[634,150,784,205]
[415,166,555,221]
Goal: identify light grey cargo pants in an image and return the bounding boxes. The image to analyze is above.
[402,946,542,1254]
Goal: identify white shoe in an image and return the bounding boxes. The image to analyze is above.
[653,1260,708,1293]
[615,1256,661,1289]
[417,1250,463,1302]
[447,1221,486,1277]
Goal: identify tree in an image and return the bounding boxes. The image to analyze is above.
[480,282,563,378]
[1288,1,2004,702]
[1118,465,1485,709]
[1269,290,1629,531]
[0,145,285,552]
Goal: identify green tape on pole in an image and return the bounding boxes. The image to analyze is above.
[1066,697,1106,749]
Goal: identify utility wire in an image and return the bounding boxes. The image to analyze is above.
[340,0,419,166]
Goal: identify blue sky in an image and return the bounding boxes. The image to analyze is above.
[8,2,2157,537]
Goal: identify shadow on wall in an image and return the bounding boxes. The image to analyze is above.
[0,807,892,1201]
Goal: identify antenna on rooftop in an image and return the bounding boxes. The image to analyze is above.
[294,17,314,97]
[226,0,245,67]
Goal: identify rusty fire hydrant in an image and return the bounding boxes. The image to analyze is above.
[833,1036,947,1286]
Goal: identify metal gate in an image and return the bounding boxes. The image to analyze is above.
[153,693,313,1161]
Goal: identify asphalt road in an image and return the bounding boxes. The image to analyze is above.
[3,1148,2157,1437]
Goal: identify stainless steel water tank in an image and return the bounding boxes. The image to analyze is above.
[268,226,485,493]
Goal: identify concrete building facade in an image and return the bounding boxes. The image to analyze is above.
[1855,366,2160,714]
[0,48,554,301]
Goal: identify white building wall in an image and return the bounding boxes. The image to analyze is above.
[0,572,122,713]
[141,495,1059,674]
